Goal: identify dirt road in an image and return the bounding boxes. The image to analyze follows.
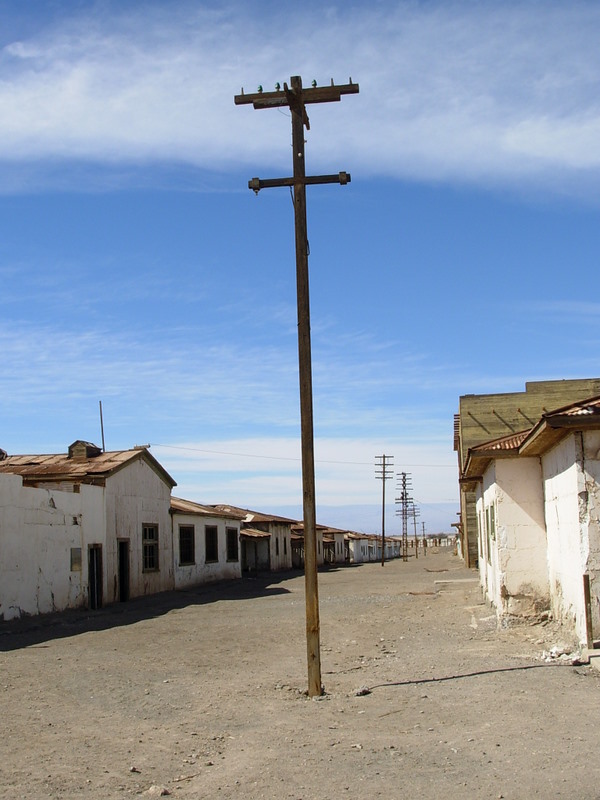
[2,549,599,799]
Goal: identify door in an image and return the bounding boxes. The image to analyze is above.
[88,545,103,610]
[118,540,130,602]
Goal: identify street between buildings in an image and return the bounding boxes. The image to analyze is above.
[1,549,599,799]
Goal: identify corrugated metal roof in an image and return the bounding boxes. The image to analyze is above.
[546,395,600,418]
[0,442,176,487]
[241,527,271,539]
[171,497,244,519]
[470,429,531,454]
[210,504,299,525]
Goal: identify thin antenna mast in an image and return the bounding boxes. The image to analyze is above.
[99,401,106,452]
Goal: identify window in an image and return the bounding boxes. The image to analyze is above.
[70,547,82,572]
[179,525,195,565]
[143,524,159,571]
[226,527,239,562]
[485,503,496,565]
[478,510,486,564]
[276,537,279,556]
[205,525,218,563]
[284,537,287,556]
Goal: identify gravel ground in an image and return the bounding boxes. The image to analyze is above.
[2,548,599,800]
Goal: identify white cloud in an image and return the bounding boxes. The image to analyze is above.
[0,2,599,192]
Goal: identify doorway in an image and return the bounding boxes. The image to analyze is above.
[88,545,103,610]
[118,540,130,602]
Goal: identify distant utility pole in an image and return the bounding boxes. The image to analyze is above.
[235,76,359,698]
[412,501,420,559]
[375,455,394,566]
[395,472,413,562]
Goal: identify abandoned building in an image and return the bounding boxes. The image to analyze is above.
[454,378,600,568]
[0,441,177,619]
[0,439,410,621]
[461,394,600,646]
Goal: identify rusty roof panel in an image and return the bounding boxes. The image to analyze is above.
[171,497,244,519]
[0,449,138,478]
[546,395,600,418]
[240,527,271,539]
[211,504,299,525]
[469,429,531,455]
[0,447,176,487]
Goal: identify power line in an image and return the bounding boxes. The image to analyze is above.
[150,442,455,468]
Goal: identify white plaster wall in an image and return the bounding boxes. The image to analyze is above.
[477,458,548,617]
[582,430,600,637]
[269,522,292,570]
[494,457,548,615]
[173,514,241,588]
[347,538,365,563]
[476,463,498,606]
[542,434,584,639]
[104,458,174,602]
[332,533,346,563]
[544,430,600,642]
[0,474,105,619]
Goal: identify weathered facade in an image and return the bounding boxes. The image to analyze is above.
[291,521,325,568]
[0,472,104,619]
[212,506,296,571]
[462,396,600,644]
[0,441,177,619]
[240,527,271,572]
[321,527,347,564]
[171,497,244,588]
[463,435,549,617]
[455,378,600,568]
[522,402,600,643]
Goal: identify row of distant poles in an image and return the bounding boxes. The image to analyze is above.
[235,77,359,698]
[375,456,427,564]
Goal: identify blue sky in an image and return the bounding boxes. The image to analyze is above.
[1,0,600,533]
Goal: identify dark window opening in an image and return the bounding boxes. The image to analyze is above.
[179,525,195,565]
[226,527,239,561]
[205,525,218,563]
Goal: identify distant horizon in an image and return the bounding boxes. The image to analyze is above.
[264,503,458,537]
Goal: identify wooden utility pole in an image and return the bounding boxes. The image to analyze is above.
[375,455,394,566]
[235,76,358,697]
[395,471,413,562]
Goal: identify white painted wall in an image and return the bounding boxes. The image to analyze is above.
[104,458,174,602]
[582,430,600,639]
[332,532,346,564]
[269,522,292,570]
[543,434,584,638]
[0,474,105,619]
[495,458,548,614]
[543,431,600,643]
[346,536,364,563]
[477,457,548,617]
[173,513,241,587]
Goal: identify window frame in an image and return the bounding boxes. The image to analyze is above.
[142,523,159,572]
[226,527,239,562]
[179,524,196,566]
[205,525,219,563]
